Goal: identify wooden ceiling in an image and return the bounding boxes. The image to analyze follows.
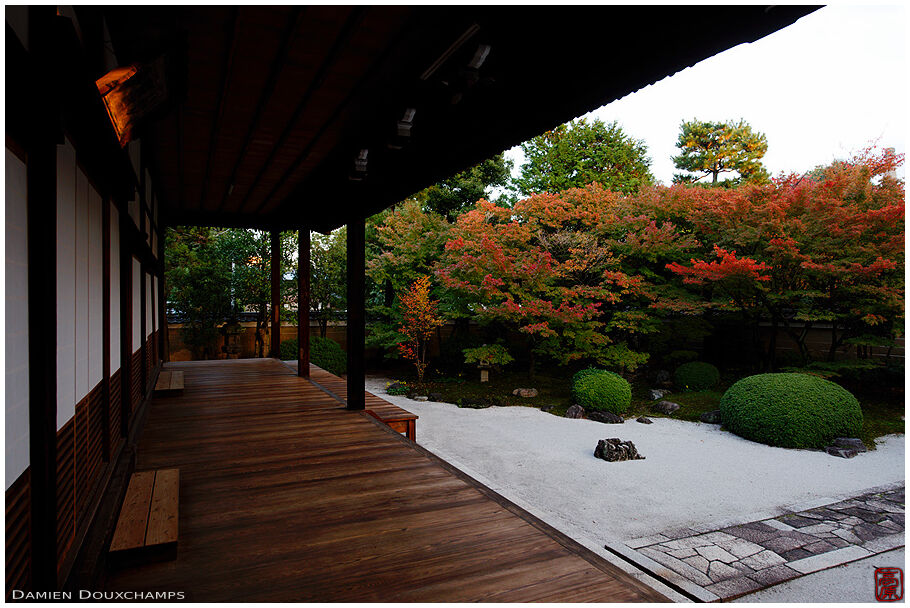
[101,6,818,232]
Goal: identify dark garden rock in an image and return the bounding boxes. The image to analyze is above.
[636,416,653,424]
[826,446,859,458]
[833,437,867,452]
[512,388,539,398]
[459,398,490,409]
[589,411,624,424]
[428,392,443,402]
[648,389,670,400]
[540,405,555,413]
[412,395,429,402]
[655,370,671,384]
[700,409,723,424]
[565,404,585,419]
[594,438,645,462]
[652,400,681,415]
[387,381,407,392]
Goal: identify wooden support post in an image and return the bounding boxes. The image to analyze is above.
[119,213,132,436]
[158,224,168,362]
[101,198,111,461]
[298,228,310,377]
[140,266,147,396]
[346,217,365,410]
[26,6,59,589]
[270,230,281,358]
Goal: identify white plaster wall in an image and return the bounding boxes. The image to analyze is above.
[57,141,77,429]
[132,258,141,350]
[6,148,30,487]
[110,203,121,371]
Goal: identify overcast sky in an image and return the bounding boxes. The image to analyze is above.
[504,4,908,185]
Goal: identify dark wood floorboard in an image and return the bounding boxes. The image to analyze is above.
[103,358,667,602]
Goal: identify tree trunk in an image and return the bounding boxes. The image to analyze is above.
[767,317,778,371]
[320,318,328,338]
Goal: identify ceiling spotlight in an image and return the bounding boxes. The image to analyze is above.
[397,107,417,137]
[354,148,368,172]
[468,44,491,70]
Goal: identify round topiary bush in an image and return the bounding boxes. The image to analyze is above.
[674,361,720,391]
[719,373,863,449]
[572,370,632,414]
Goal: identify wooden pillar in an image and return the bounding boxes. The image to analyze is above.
[346,217,365,410]
[297,228,310,377]
[101,198,111,462]
[158,224,169,362]
[26,6,59,589]
[139,266,147,395]
[270,230,281,358]
[119,213,132,436]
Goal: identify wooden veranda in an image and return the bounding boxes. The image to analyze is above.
[102,359,668,602]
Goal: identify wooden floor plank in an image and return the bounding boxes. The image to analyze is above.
[103,358,668,602]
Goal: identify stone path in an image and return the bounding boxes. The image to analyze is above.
[627,486,905,600]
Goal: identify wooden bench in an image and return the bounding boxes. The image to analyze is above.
[154,370,184,395]
[364,399,418,441]
[109,469,179,563]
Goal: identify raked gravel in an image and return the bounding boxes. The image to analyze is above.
[365,376,905,551]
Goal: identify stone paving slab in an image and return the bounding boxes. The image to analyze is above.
[626,486,905,600]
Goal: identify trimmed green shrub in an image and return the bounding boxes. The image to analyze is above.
[280,336,348,376]
[719,373,863,449]
[572,369,631,414]
[674,361,720,391]
[665,349,698,365]
[572,367,609,387]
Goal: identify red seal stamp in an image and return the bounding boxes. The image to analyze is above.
[876,567,903,602]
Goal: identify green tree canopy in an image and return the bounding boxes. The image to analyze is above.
[672,119,769,185]
[513,118,653,195]
[420,154,513,219]
[309,227,347,338]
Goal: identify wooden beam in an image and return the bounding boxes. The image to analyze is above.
[297,228,310,377]
[269,230,281,358]
[346,217,365,410]
[245,8,366,214]
[139,167,148,397]
[216,7,305,213]
[26,6,59,589]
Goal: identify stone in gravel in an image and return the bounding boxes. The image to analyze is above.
[651,400,681,415]
[803,540,837,554]
[565,404,585,419]
[718,538,764,559]
[779,514,821,528]
[588,411,624,424]
[636,416,653,424]
[594,438,645,462]
[428,392,443,401]
[707,560,741,582]
[705,576,763,600]
[648,388,670,400]
[798,522,836,535]
[832,437,867,452]
[826,446,859,458]
[412,395,429,401]
[539,405,554,413]
[740,549,786,570]
[762,535,809,554]
[512,388,539,398]
[724,525,780,544]
[683,555,711,573]
[667,547,697,559]
[696,545,737,563]
[747,565,800,586]
[781,548,814,561]
[699,409,723,424]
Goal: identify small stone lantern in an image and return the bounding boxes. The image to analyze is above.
[221,319,243,359]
